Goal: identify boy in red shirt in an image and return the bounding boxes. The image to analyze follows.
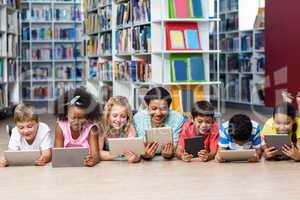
[176,101,219,162]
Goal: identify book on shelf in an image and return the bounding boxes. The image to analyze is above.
[220,36,239,51]
[54,26,82,40]
[31,26,52,40]
[132,25,151,53]
[8,59,16,82]
[133,86,149,110]
[32,65,51,80]
[55,44,83,59]
[99,32,112,55]
[87,13,99,33]
[0,59,3,82]
[32,47,52,60]
[239,54,252,72]
[170,85,205,113]
[99,4,112,30]
[100,83,113,105]
[166,22,201,51]
[87,0,99,10]
[114,60,130,81]
[54,6,81,21]
[21,8,30,21]
[132,0,150,23]
[55,64,84,80]
[31,85,50,99]
[228,75,239,101]
[168,0,203,18]
[99,0,112,7]
[55,82,84,98]
[256,54,265,73]
[116,1,131,27]
[7,12,17,33]
[88,58,98,80]
[0,86,7,107]
[22,26,30,40]
[87,36,99,57]
[7,34,17,58]
[115,28,131,54]
[241,34,252,51]
[241,76,253,103]
[255,32,264,50]
[31,7,52,21]
[98,59,113,81]
[227,0,238,11]
[227,54,239,72]
[170,54,205,82]
[221,14,238,32]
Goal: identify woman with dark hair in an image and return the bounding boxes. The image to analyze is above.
[133,87,186,160]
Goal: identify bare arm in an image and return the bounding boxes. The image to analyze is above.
[54,123,64,148]
[98,135,117,161]
[85,126,100,166]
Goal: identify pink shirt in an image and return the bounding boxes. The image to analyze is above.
[58,120,96,148]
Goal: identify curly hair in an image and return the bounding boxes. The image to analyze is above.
[55,87,101,122]
[100,96,133,138]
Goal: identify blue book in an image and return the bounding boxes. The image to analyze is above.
[191,0,203,18]
[173,60,188,81]
[181,89,194,112]
[185,29,200,49]
[189,56,205,81]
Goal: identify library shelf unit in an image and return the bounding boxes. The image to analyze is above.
[20,0,85,112]
[210,0,265,106]
[0,0,19,115]
[86,0,222,115]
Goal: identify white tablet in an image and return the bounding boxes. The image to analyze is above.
[52,147,89,168]
[219,149,256,162]
[145,127,173,146]
[4,150,41,166]
[108,137,145,156]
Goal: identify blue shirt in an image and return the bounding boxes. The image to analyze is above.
[133,109,186,145]
[218,120,261,150]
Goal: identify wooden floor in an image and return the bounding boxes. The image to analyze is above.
[1,109,299,200]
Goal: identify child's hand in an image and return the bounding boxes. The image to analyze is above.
[215,152,225,163]
[282,91,294,103]
[124,151,140,163]
[84,154,97,167]
[0,159,8,167]
[264,146,278,159]
[161,143,174,159]
[35,155,47,166]
[181,152,193,162]
[198,150,209,162]
[248,153,260,162]
[143,142,159,159]
[282,144,300,161]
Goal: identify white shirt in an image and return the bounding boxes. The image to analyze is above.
[8,122,53,151]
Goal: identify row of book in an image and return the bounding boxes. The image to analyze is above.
[166,23,202,50]
[54,7,81,21]
[89,59,113,81]
[239,54,252,72]
[55,44,83,59]
[116,28,131,54]
[132,25,151,53]
[31,7,52,21]
[32,65,51,80]
[114,60,151,82]
[87,36,99,57]
[99,5,112,31]
[7,12,17,33]
[87,13,99,34]
[132,0,150,23]
[54,82,84,97]
[32,47,52,60]
[31,27,52,40]
[99,32,112,55]
[168,0,203,18]
[241,75,253,103]
[227,54,239,72]
[0,86,8,107]
[116,1,131,27]
[255,32,264,50]
[55,64,84,80]
[86,0,112,10]
[170,54,205,82]
[8,59,17,82]
[228,75,239,101]
[220,14,238,32]
[241,34,253,51]
[23,85,51,99]
[220,36,239,52]
[220,0,238,12]
[54,27,83,40]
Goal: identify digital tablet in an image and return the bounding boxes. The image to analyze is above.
[184,136,205,158]
[52,147,89,168]
[4,150,41,166]
[264,134,291,156]
[219,149,256,162]
[145,127,173,147]
[108,137,145,156]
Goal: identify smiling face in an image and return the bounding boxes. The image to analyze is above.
[148,99,169,127]
[193,115,214,135]
[16,120,39,144]
[273,113,294,135]
[108,104,128,131]
[67,106,87,132]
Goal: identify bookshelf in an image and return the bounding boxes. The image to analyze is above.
[20,0,85,112]
[0,0,19,114]
[85,0,221,114]
[210,0,265,106]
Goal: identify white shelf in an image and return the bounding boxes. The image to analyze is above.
[135,81,222,86]
[153,50,221,54]
[152,18,220,23]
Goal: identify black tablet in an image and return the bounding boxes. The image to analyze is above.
[184,136,204,158]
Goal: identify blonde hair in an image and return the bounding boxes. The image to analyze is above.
[100,96,133,137]
[13,104,38,123]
